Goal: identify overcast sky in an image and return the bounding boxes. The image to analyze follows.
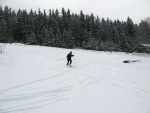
[1,0,150,24]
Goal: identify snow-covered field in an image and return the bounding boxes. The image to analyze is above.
[0,43,150,113]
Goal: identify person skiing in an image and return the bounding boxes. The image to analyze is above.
[67,51,74,65]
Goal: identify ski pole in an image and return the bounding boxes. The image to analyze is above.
[74,56,76,64]
[57,58,66,61]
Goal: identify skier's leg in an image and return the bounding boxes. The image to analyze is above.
[70,60,72,65]
[67,59,69,65]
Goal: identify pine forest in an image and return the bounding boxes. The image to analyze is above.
[0,6,150,52]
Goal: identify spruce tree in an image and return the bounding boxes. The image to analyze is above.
[11,12,18,42]
[26,32,37,45]
[55,28,62,47]
[126,17,135,37]
[0,5,3,20]
[66,30,74,48]
[0,18,7,42]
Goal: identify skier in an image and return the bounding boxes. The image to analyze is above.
[67,51,74,65]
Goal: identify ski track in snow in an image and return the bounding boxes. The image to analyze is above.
[109,72,150,99]
[0,64,112,113]
[0,44,150,113]
[0,56,113,112]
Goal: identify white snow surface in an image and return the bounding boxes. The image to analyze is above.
[0,43,150,113]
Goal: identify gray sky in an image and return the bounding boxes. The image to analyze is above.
[1,0,150,24]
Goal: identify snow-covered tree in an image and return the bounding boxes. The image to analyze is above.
[55,28,62,47]
[0,18,7,42]
[26,32,37,45]
[144,17,150,25]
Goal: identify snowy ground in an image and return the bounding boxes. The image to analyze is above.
[0,43,150,113]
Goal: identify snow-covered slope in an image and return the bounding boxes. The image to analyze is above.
[0,43,150,113]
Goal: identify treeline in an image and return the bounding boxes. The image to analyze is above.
[0,6,150,52]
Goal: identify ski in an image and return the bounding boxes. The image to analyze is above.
[67,64,75,68]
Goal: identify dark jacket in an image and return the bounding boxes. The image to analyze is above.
[67,53,74,61]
